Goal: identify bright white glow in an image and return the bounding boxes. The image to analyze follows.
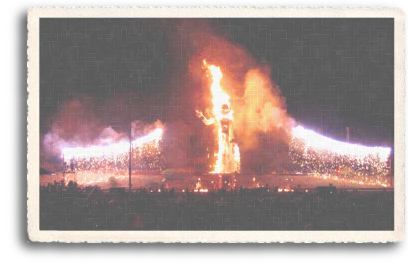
[62,128,163,162]
[292,126,391,162]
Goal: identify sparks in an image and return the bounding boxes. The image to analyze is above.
[61,128,164,172]
[289,126,391,183]
[292,126,391,161]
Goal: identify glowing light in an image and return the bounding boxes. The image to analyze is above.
[193,188,209,193]
[62,128,163,162]
[278,187,294,193]
[197,60,240,173]
[234,144,241,172]
[308,173,391,188]
[289,126,391,187]
[61,128,164,175]
[292,126,391,160]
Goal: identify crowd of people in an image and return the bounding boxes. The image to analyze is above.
[40,181,394,230]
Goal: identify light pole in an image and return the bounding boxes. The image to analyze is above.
[129,91,132,196]
[346,127,350,142]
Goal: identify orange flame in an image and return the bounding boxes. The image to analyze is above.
[200,60,240,173]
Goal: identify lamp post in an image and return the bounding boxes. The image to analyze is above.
[346,127,350,142]
[129,92,132,196]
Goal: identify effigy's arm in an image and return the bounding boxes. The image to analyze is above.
[196,110,215,125]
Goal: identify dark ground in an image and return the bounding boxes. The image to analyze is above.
[40,182,394,231]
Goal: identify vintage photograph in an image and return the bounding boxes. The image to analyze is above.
[27,7,404,242]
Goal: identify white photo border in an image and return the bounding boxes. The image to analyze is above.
[27,7,405,243]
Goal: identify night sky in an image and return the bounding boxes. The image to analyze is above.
[40,18,394,153]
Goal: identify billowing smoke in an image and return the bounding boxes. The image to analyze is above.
[234,67,295,150]
[41,98,164,172]
[41,19,297,174]
[131,120,163,139]
[41,98,102,169]
[174,19,295,173]
[233,67,296,174]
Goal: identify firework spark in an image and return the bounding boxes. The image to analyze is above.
[61,128,164,172]
[289,126,391,182]
[292,126,391,161]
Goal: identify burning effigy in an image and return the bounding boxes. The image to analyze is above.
[195,60,240,174]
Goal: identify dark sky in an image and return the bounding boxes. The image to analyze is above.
[40,18,394,147]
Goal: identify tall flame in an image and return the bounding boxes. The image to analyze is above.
[203,60,240,173]
[205,61,230,121]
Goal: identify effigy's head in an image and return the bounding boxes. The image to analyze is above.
[221,103,231,115]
